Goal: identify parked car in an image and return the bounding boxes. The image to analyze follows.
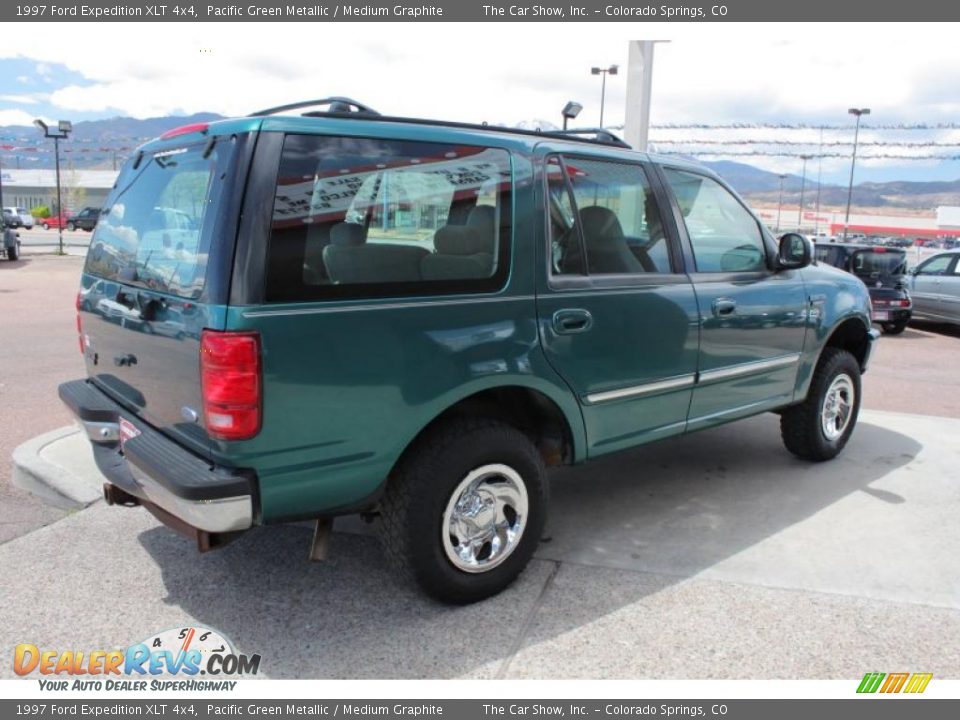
[2,209,22,228]
[39,212,73,230]
[68,207,101,232]
[906,251,960,327]
[814,243,912,334]
[58,98,879,604]
[3,207,33,229]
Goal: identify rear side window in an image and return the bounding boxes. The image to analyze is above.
[547,155,671,276]
[265,135,512,302]
[85,143,221,299]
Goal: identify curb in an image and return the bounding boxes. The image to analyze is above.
[11,426,103,511]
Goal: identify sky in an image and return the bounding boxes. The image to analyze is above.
[2,22,960,185]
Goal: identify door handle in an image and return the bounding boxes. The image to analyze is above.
[552,308,593,335]
[712,298,737,317]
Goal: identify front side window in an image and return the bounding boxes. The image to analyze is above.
[663,168,767,273]
[266,135,512,302]
[547,156,671,276]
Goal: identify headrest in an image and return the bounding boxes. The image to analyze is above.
[579,206,624,239]
[466,205,497,236]
[329,222,366,246]
[434,225,490,256]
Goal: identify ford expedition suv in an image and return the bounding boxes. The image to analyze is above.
[59,98,878,603]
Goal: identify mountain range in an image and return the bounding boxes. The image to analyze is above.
[2,114,957,211]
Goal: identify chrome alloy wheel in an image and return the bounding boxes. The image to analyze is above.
[821,373,855,441]
[442,464,529,574]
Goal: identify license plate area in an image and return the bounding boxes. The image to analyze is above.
[872,310,889,321]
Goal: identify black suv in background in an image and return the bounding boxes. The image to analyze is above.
[815,242,912,334]
[68,207,101,232]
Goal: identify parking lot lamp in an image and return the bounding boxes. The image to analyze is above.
[797,154,813,230]
[591,64,618,128]
[843,108,870,242]
[34,119,72,255]
[776,174,787,232]
[561,101,583,130]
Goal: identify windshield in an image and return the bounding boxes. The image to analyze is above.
[84,143,220,299]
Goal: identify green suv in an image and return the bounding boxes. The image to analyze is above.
[59,98,878,603]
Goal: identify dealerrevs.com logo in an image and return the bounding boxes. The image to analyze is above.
[857,672,933,694]
[14,626,261,691]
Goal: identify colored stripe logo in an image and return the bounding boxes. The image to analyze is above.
[857,672,932,694]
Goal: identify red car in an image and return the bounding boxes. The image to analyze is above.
[39,213,73,230]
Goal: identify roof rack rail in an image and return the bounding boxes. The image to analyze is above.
[251,97,381,118]
[551,128,631,148]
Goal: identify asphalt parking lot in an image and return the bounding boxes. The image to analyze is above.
[1,254,958,679]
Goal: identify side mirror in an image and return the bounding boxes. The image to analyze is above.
[908,266,920,275]
[777,232,812,270]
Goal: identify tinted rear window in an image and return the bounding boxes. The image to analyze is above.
[84,142,223,299]
[265,134,512,302]
[852,250,907,275]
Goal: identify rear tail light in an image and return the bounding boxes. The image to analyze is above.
[76,292,84,354]
[200,330,261,441]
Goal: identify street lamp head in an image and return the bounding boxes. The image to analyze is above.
[33,118,48,132]
[591,67,601,75]
[58,120,73,134]
[608,65,619,75]
[561,101,583,121]
[848,107,871,117]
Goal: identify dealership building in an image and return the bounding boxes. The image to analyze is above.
[0,169,116,213]
[753,206,960,238]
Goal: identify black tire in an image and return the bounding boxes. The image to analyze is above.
[881,321,907,335]
[6,244,18,261]
[780,347,861,462]
[67,222,75,232]
[41,222,49,230]
[379,418,547,604]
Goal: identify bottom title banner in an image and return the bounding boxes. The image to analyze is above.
[4,700,957,720]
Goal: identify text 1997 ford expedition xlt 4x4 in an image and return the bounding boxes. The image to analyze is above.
[60,98,878,603]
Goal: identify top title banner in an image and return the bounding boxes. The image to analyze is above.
[4,0,957,22]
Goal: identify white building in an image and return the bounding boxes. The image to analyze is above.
[0,169,118,213]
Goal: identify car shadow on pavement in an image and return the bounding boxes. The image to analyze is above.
[909,320,960,339]
[138,414,921,679]
[0,258,31,270]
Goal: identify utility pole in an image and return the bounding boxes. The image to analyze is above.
[843,108,870,242]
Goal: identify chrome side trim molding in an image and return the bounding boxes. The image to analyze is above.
[698,353,802,384]
[586,374,696,404]
[243,294,537,318]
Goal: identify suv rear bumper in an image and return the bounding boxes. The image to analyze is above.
[58,379,257,535]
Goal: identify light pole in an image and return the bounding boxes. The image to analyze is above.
[591,64,618,128]
[843,108,870,242]
[34,118,72,255]
[797,154,813,230]
[561,101,583,131]
[776,174,787,232]
[814,126,824,235]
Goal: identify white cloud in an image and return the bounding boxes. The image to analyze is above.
[0,94,42,104]
[1,22,959,128]
[0,108,39,126]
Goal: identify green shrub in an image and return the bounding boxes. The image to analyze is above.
[31,206,51,219]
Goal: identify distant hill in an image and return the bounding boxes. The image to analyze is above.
[702,159,960,211]
[1,114,957,210]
